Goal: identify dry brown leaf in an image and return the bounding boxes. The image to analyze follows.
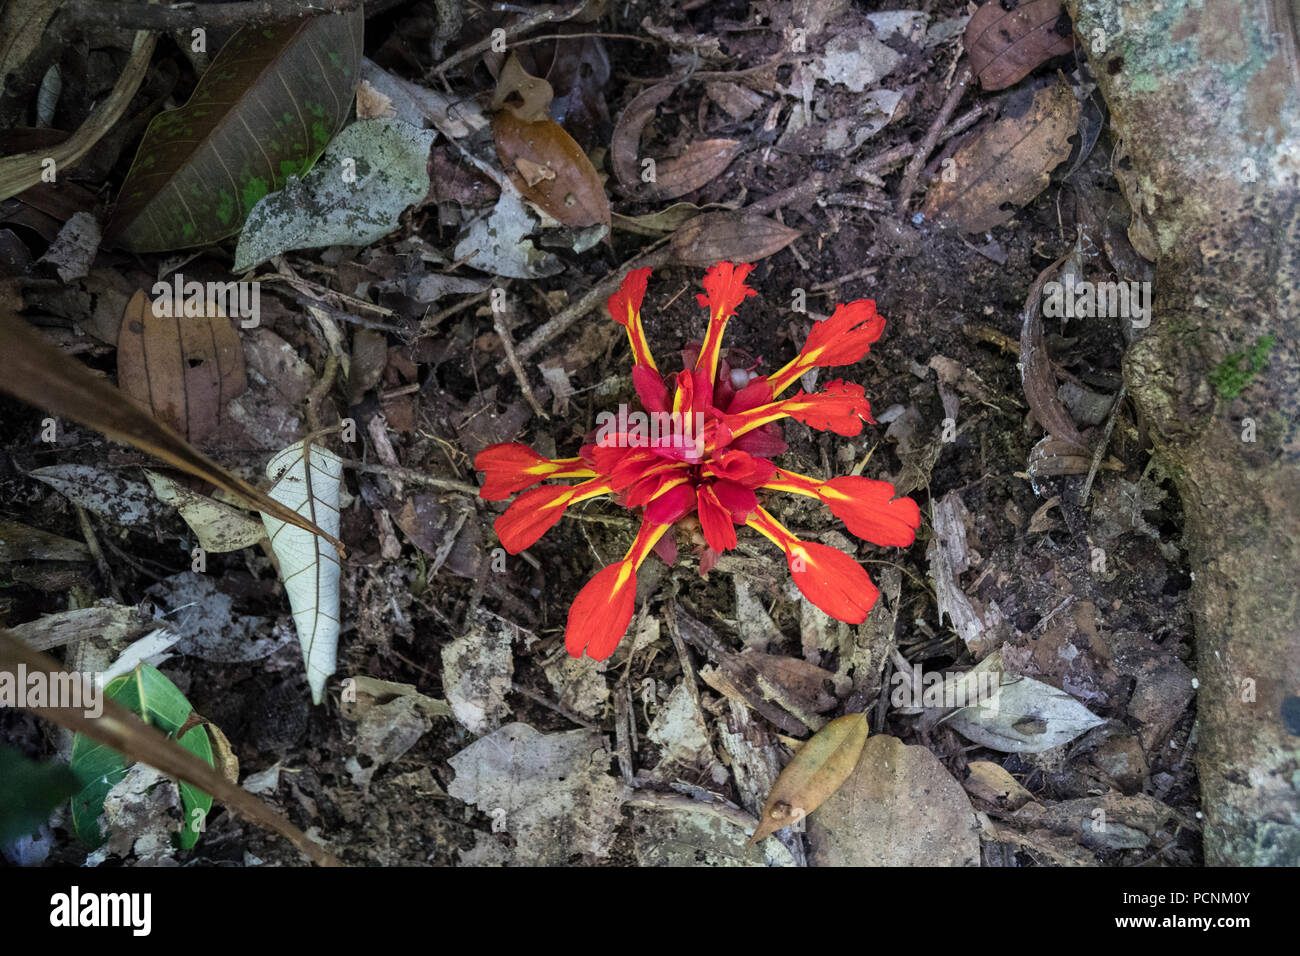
[923,80,1079,233]
[610,82,675,191]
[489,53,554,123]
[748,712,870,846]
[610,83,743,201]
[0,309,342,552]
[1019,257,1088,446]
[117,290,247,442]
[493,111,610,230]
[965,0,1076,91]
[649,138,744,201]
[669,212,800,266]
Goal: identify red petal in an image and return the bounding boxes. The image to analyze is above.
[783,381,874,436]
[787,541,880,624]
[800,300,884,366]
[475,443,548,500]
[606,267,652,327]
[644,482,696,524]
[565,562,638,660]
[494,484,575,553]
[632,365,670,413]
[712,479,758,520]
[696,484,737,552]
[822,477,921,547]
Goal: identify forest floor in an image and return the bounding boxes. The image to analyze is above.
[0,0,1201,866]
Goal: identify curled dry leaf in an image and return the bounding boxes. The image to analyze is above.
[490,52,555,123]
[492,111,610,230]
[260,440,343,705]
[117,290,247,443]
[611,82,744,201]
[1019,256,1088,447]
[611,82,674,191]
[922,80,1079,233]
[965,0,1076,91]
[669,211,800,267]
[747,712,870,846]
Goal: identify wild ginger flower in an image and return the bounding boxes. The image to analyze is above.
[476,262,921,661]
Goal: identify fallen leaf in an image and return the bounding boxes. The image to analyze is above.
[442,608,515,735]
[963,760,1035,809]
[260,440,343,704]
[0,519,90,562]
[492,111,610,229]
[234,118,438,272]
[748,712,870,846]
[965,0,1076,90]
[361,58,488,140]
[805,734,981,865]
[107,8,364,252]
[669,211,800,266]
[447,722,627,865]
[490,52,554,123]
[453,177,563,278]
[117,289,247,443]
[922,80,1079,232]
[28,464,162,527]
[946,650,1107,752]
[630,795,796,867]
[0,311,340,550]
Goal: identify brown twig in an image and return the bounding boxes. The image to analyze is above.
[895,63,973,215]
[430,0,588,77]
[493,245,672,375]
[494,311,550,420]
[59,0,361,32]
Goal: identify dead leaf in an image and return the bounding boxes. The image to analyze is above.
[964,760,1034,809]
[946,650,1107,752]
[805,734,981,865]
[492,111,609,230]
[0,519,90,562]
[923,80,1079,233]
[610,82,675,192]
[490,53,554,123]
[965,0,1076,91]
[447,722,627,865]
[648,138,744,202]
[669,212,800,266]
[116,289,247,443]
[748,712,870,846]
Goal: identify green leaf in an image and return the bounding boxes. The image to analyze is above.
[68,664,215,849]
[0,746,82,844]
[106,7,365,253]
[176,726,214,850]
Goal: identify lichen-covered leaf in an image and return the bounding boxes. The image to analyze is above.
[233,118,436,272]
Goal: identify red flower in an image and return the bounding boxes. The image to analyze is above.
[476,263,921,660]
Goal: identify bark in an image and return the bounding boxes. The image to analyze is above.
[1066,0,1300,864]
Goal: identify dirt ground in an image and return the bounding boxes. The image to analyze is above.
[0,0,1201,866]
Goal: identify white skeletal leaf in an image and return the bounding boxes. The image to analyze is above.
[260,440,343,704]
